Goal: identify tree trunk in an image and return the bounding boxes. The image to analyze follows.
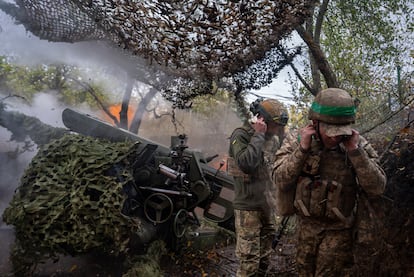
[129,87,158,134]
[119,78,135,130]
[296,24,338,93]
[304,6,322,94]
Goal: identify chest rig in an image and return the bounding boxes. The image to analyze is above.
[294,143,357,226]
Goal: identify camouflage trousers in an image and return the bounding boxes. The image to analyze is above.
[296,218,354,277]
[234,209,275,277]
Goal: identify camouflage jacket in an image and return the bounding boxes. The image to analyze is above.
[272,130,386,228]
[228,125,281,210]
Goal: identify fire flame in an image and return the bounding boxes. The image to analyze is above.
[101,104,136,127]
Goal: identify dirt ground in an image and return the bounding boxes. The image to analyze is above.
[161,234,297,277]
[0,226,298,277]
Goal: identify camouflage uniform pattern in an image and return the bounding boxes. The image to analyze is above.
[234,209,274,277]
[272,131,386,276]
[228,125,282,276]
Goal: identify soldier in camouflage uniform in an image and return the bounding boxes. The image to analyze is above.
[228,98,289,277]
[272,88,386,276]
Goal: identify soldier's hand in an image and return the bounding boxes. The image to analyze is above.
[343,129,359,151]
[253,116,267,133]
[299,124,316,151]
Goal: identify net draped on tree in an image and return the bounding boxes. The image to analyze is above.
[6,0,315,83]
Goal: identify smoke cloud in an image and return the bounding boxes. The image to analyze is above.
[0,6,244,275]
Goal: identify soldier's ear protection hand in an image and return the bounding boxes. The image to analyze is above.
[310,121,320,141]
[309,121,316,132]
[249,98,265,117]
[250,97,274,124]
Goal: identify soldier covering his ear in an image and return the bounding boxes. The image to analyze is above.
[228,98,288,276]
[272,88,386,276]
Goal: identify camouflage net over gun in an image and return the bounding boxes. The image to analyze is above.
[7,0,315,80]
[0,105,68,145]
[2,134,142,272]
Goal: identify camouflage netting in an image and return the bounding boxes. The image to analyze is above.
[2,134,142,270]
[0,104,68,145]
[13,0,106,41]
[5,0,316,79]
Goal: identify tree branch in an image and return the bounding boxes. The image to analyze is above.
[296,24,339,91]
[314,0,330,43]
[129,87,158,134]
[68,76,119,126]
[278,46,316,95]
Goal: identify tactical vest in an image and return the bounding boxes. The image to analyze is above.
[294,144,357,226]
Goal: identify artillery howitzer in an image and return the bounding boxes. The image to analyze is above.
[2,108,235,274]
[61,108,235,235]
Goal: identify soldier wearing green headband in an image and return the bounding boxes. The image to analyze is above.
[272,88,386,276]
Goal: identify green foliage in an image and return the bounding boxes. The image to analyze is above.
[287,103,310,130]
[291,0,413,133]
[0,60,44,99]
[322,0,412,92]
[191,86,232,116]
[0,56,112,108]
[288,70,315,128]
[321,0,413,130]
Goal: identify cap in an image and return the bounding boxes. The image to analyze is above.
[319,122,352,137]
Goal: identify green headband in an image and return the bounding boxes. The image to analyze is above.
[311,102,356,116]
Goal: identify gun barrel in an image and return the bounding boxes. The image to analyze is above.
[62,108,170,154]
[62,108,234,188]
[139,186,192,197]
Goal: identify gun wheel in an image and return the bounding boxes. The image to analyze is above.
[173,209,190,238]
[143,193,173,224]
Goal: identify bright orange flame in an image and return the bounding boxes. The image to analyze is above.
[101,104,136,127]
